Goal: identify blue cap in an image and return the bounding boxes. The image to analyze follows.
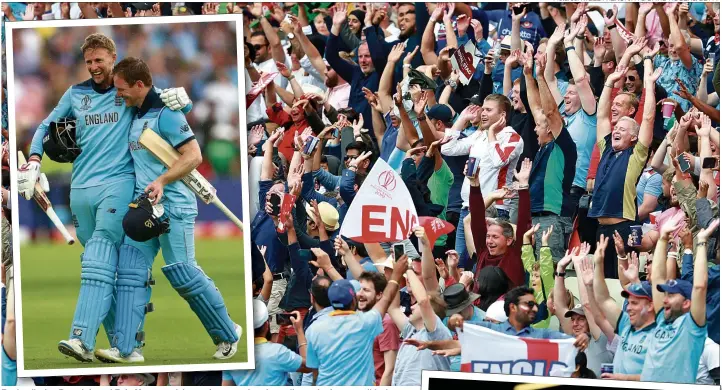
[622,282,653,300]
[426,104,453,123]
[328,279,356,309]
[656,279,693,300]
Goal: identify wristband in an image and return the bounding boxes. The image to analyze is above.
[576,34,585,40]
[643,56,653,62]
[697,241,708,247]
[606,24,616,30]
[605,83,615,89]
[287,74,295,80]
[516,184,529,190]
[617,254,628,261]
[417,115,427,121]
[565,46,575,53]
[554,271,566,278]
[298,342,308,348]
[667,252,679,258]
[403,64,412,69]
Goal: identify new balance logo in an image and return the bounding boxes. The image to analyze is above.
[221,344,232,356]
[180,124,190,133]
[73,328,83,336]
[108,208,116,214]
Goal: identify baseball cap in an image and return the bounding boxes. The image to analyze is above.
[426,104,453,123]
[328,279,356,309]
[466,94,484,106]
[252,299,269,329]
[621,282,653,300]
[564,303,586,318]
[656,279,693,300]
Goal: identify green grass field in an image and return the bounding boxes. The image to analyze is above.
[19,238,247,370]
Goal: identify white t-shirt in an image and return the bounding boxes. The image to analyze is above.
[697,338,720,385]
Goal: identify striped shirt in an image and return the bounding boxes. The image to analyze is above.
[441,126,524,209]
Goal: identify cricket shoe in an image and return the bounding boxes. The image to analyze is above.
[58,339,94,363]
[95,347,145,364]
[212,323,243,360]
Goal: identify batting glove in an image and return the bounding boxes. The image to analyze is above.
[160,87,191,111]
[17,160,40,200]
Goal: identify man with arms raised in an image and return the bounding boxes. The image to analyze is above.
[641,214,719,383]
[589,48,661,278]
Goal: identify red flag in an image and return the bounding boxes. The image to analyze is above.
[418,217,454,245]
[246,72,278,108]
[277,193,296,233]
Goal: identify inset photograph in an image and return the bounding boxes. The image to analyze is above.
[5,13,252,376]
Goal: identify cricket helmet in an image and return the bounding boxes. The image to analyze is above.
[122,193,170,242]
[43,117,81,163]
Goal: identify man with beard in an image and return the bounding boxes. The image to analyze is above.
[363,3,433,86]
[291,19,351,111]
[427,286,590,354]
[356,272,401,386]
[577,236,657,381]
[328,9,380,134]
[640,214,719,384]
[588,47,661,278]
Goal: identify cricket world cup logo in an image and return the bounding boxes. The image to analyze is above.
[80,95,92,111]
[378,170,397,191]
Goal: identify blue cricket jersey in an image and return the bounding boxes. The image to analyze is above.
[612,302,655,375]
[640,310,707,384]
[30,79,135,189]
[128,87,196,208]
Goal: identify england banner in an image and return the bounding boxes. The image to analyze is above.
[339,158,418,243]
[459,324,577,377]
[450,40,480,85]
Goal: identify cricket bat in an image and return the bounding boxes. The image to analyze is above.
[17,151,75,245]
[138,129,244,232]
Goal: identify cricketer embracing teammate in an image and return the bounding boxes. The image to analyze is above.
[92,57,241,364]
[17,33,192,363]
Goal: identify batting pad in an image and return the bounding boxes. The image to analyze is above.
[113,244,153,356]
[162,262,238,345]
[69,237,118,351]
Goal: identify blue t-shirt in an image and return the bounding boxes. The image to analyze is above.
[129,87,197,208]
[613,302,655,375]
[222,339,302,385]
[640,310,707,383]
[379,113,399,163]
[636,168,663,223]
[306,309,383,385]
[1,346,16,386]
[561,103,597,189]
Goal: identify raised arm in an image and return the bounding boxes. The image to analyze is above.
[597,65,628,142]
[421,6,444,65]
[534,48,564,137]
[259,17,288,66]
[406,266,438,331]
[371,256,408,317]
[652,213,686,314]
[691,220,719,326]
[639,56,661,148]
[413,226,440,293]
[564,20,598,115]
[579,255,617,347]
[665,3,693,69]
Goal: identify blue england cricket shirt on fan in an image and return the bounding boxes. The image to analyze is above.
[612,283,656,376]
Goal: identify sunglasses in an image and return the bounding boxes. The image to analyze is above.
[344,155,359,161]
[252,43,268,51]
[626,75,637,82]
[519,300,538,309]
